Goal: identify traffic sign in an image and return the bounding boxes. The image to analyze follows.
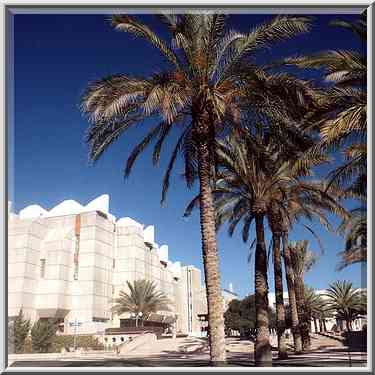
[69,322,83,327]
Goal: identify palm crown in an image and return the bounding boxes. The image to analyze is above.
[289,240,318,278]
[80,14,314,202]
[324,280,366,326]
[112,279,171,320]
[184,129,347,241]
[336,207,367,270]
[282,15,366,198]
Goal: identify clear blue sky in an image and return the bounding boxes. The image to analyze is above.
[11,13,366,298]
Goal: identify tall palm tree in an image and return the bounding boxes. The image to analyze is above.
[185,126,346,362]
[112,280,171,327]
[81,14,312,364]
[324,280,366,332]
[268,206,289,359]
[289,240,318,350]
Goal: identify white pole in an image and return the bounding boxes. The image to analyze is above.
[73,318,77,351]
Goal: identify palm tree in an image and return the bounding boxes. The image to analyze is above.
[112,279,171,327]
[289,240,318,350]
[81,13,313,364]
[303,287,328,333]
[218,138,346,357]
[337,206,367,270]
[324,280,366,332]
[268,206,289,359]
[185,125,346,361]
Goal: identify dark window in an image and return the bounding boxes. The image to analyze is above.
[112,337,116,343]
[40,259,46,278]
[93,317,109,323]
[121,337,124,342]
[96,211,108,219]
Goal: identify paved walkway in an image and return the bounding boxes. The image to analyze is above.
[10,335,367,368]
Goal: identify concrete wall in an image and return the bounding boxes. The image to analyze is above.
[179,266,204,335]
[8,217,47,322]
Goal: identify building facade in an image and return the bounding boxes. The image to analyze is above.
[8,195,214,337]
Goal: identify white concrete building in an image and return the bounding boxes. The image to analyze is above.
[8,195,209,338]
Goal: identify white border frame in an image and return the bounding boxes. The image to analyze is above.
[0,0,373,373]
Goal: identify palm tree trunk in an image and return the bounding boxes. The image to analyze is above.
[254,215,272,366]
[196,137,226,365]
[294,273,310,351]
[313,318,318,333]
[272,232,288,359]
[282,232,302,353]
[346,320,352,332]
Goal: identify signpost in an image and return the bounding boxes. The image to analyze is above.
[69,319,82,351]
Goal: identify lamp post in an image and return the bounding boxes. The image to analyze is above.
[73,318,78,351]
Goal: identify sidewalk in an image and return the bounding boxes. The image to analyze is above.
[9,336,367,368]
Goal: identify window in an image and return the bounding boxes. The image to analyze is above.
[74,215,80,280]
[121,337,124,342]
[74,263,79,280]
[96,210,108,219]
[104,338,108,342]
[40,259,46,278]
[112,337,116,343]
[93,317,109,323]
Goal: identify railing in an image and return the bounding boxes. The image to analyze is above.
[105,326,164,337]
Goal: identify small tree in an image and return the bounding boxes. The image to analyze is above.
[31,319,57,353]
[224,300,242,336]
[112,279,171,326]
[224,295,276,339]
[12,309,31,353]
[324,280,366,332]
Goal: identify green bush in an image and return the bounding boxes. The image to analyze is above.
[31,320,57,353]
[11,310,31,354]
[51,335,104,353]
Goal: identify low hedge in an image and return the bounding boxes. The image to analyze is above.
[51,335,104,353]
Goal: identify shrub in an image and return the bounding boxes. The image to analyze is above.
[11,310,31,353]
[51,335,104,353]
[31,319,57,353]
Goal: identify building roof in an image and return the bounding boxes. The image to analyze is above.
[19,194,111,220]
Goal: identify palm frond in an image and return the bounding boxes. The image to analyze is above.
[161,129,188,205]
[124,123,163,177]
[112,15,181,69]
